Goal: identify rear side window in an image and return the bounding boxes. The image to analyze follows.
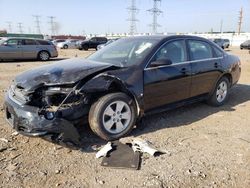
[213,46,224,57]
[37,40,51,45]
[152,40,187,64]
[23,39,37,45]
[188,40,213,61]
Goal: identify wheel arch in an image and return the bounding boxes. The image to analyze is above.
[209,72,232,97]
[37,50,51,58]
[80,74,141,117]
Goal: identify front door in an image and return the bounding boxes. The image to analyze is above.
[0,39,22,59]
[144,40,192,111]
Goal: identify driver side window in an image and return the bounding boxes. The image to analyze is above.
[151,40,187,64]
[7,39,22,45]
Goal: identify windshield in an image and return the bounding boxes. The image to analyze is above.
[87,38,159,67]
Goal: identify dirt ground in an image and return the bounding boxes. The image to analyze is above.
[0,47,249,188]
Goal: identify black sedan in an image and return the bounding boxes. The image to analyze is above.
[4,35,241,142]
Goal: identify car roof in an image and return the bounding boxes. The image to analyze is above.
[126,35,211,42]
[5,37,47,41]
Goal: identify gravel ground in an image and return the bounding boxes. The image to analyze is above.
[0,48,249,188]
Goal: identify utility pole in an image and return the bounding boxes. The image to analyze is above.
[48,16,56,36]
[17,23,23,34]
[238,7,243,35]
[147,0,163,34]
[220,19,223,34]
[33,15,41,34]
[6,22,12,33]
[127,0,139,35]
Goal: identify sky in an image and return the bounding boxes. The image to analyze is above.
[0,0,249,35]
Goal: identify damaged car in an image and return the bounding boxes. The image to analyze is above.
[4,35,241,142]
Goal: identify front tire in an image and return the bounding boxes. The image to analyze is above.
[89,92,137,141]
[207,77,230,106]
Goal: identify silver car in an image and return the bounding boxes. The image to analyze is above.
[0,38,58,61]
[56,39,79,49]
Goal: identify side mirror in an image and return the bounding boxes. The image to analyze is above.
[150,59,172,67]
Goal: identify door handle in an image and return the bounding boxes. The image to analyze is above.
[180,68,187,74]
[214,62,219,68]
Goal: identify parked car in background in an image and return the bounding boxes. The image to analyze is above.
[240,40,250,50]
[4,35,241,142]
[56,39,79,49]
[52,39,66,46]
[0,38,58,61]
[213,38,230,49]
[97,39,119,50]
[78,37,107,51]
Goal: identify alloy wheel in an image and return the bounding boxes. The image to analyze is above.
[102,100,132,134]
[216,81,228,103]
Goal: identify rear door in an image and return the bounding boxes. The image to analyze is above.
[144,39,192,111]
[21,39,38,59]
[0,39,22,59]
[187,39,223,97]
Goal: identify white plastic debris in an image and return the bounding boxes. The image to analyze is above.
[95,142,113,158]
[132,138,165,156]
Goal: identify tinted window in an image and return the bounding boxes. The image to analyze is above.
[37,40,51,45]
[90,38,97,42]
[213,46,224,57]
[24,39,37,45]
[188,40,213,61]
[152,40,187,64]
[7,39,22,45]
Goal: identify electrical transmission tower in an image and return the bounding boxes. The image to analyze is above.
[17,23,23,34]
[33,15,41,34]
[127,0,139,35]
[147,0,163,34]
[48,16,56,36]
[6,22,12,33]
[238,7,243,35]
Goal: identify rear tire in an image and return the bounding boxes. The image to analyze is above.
[89,92,137,141]
[38,51,50,61]
[207,77,230,106]
[63,45,68,49]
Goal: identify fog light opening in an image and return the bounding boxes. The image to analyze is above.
[45,112,55,120]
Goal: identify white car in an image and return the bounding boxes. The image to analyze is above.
[56,39,79,49]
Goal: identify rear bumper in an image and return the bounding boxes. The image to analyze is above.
[51,50,58,58]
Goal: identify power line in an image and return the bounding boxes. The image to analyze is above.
[147,0,163,34]
[17,22,23,34]
[6,22,12,33]
[48,16,56,36]
[238,7,243,35]
[127,0,139,35]
[33,15,41,34]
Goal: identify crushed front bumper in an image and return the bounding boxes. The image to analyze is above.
[4,92,78,138]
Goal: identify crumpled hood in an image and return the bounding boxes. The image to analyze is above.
[14,58,114,91]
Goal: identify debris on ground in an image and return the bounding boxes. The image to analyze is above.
[101,141,140,170]
[0,138,9,143]
[96,138,167,170]
[95,142,112,158]
[131,138,166,156]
